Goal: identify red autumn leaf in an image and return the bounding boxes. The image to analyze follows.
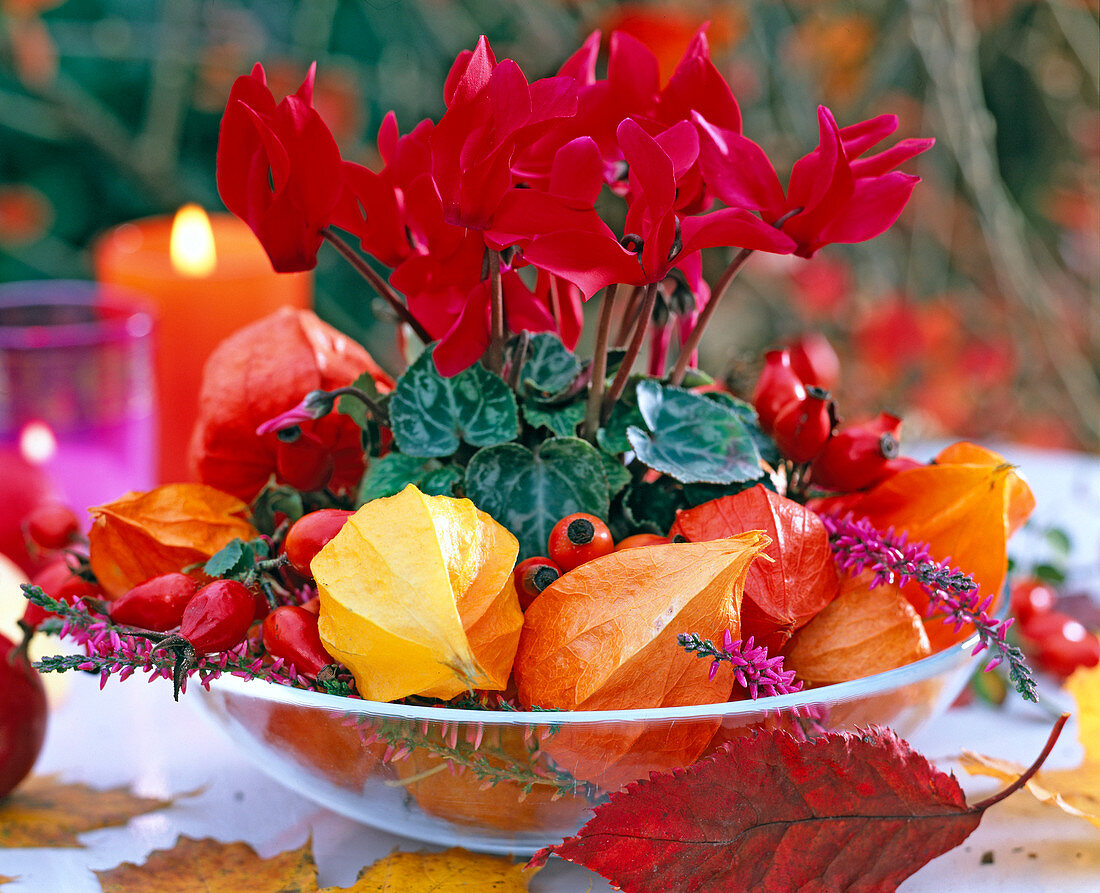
[531,718,1068,893]
[669,485,839,651]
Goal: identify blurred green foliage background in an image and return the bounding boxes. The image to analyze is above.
[0,0,1097,448]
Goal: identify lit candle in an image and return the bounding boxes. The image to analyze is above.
[94,206,311,483]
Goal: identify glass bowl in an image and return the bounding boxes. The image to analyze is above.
[192,629,982,856]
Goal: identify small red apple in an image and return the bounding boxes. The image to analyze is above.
[0,631,48,798]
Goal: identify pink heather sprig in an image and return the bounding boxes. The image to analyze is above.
[822,514,1037,702]
[22,584,335,695]
[678,631,803,699]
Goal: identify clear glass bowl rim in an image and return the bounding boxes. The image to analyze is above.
[202,622,983,725]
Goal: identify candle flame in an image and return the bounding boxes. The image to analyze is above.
[170,204,217,277]
[20,421,57,464]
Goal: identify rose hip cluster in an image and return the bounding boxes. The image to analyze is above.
[751,335,916,493]
[513,513,667,610]
[1010,578,1100,678]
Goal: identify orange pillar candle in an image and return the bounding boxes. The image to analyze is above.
[94,205,311,484]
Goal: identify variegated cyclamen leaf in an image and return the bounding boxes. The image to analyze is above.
[597,375,652,454]
[628,381,763,484]
[465,437,609,560]
[389,347,518,458]
[336,371,387,430]
[599,450,633,499]
[522,400,586,438]
[519,332,581,398]
[357,453,440,504]
[419,465,464,497]
[702,390,781,468]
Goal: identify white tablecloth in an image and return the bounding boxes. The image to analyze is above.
[2,445,1098,891]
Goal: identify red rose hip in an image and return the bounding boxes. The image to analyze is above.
[180,579,256,654]
[262,605,336,677]
[547,513,614,572]
[109,573,199,632]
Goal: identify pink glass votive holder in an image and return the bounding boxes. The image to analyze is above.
[0,281,156,516]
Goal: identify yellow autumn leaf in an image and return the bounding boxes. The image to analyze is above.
[343,848,534,892]
[313,485,522,702]
[0,776,173,848]
[96,837,318,893]
[961,664,1100,828]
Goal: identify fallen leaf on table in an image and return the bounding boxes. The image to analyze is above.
[346,848,534,891]
[96,837,318,893]
[532,723,1066,893]
[94,838,531,893]
[961,664,1100,828]
[0,775,173,847]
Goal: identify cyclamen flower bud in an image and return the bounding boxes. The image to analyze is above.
[752,349,806,433]
[772,386,834,463]
[810,412,902,492]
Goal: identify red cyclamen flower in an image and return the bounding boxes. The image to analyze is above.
[696,105,934,258]
[217,63,344,272]
[518,118,795,298]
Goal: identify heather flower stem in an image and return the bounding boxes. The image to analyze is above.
[601,281,658,424]
[668,247,752,386]
[321,227,432,344]
[583,284,619,442]
[486,249,505,375]
[824,514,1038,702]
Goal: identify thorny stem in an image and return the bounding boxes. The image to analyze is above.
[969,713,1069,812]
[487,250,505,375]
[668,247,752,386]
[601,281,658,423]
[583,284,619,442]
[321,227,432,344]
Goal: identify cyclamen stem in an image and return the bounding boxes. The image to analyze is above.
[668,247,752,386]
[487,249,505,375]
[823,514,1038,702]
[615,285,644,347]
[668,207,804,387]
[583,284,620,442]
[326,385,388,426]
[601,281,658,423]
[321,227,432,344]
